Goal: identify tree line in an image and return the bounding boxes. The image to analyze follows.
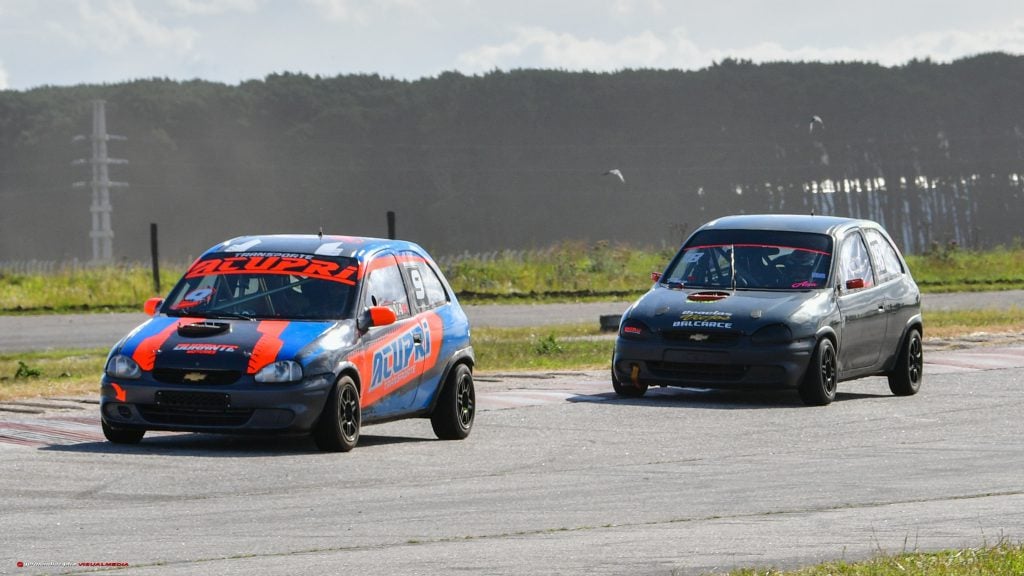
[1,52,1022,262]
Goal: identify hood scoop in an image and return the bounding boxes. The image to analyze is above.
[177,321,231,337]
[687,291,731,303]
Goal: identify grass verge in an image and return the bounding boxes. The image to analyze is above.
[5,242,1024,313]
[729,541,1024,575]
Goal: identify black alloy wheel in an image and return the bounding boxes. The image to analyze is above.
[888,328,923,396]
[431,363,476,440]
[799,338,837,406]
[314,376,361,452]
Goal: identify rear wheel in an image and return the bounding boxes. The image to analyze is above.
[313,376,360,452]
[888,328,923,396]
[799,338,837,406]
[612,365,648,398]
[431,364,476,440]
[101,419,145,444]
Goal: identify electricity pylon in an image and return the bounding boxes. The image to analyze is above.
[72,100,128,263]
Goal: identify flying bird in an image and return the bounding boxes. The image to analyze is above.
[603,169,625,183]
[809,115,824,133]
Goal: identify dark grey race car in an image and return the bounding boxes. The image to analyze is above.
[612,214,923,406]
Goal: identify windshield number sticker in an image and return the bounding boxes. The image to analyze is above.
[173,288,215,310]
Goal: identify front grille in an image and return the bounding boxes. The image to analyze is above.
[660,330,741,346]
[152,368,241,385]
[647,362,748,382]
[139,391,252,426]
[155,390,231,410]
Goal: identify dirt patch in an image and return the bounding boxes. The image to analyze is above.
[925,330,1024,351]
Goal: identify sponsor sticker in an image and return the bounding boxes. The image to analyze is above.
[370,319,432,390]
[173,343,240,355]
[673,309,733,329]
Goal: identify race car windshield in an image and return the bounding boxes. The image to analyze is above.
[161,253,359,320]
[663,231,833,290]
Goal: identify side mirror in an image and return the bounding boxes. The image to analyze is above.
[845,278,866,290]
[651,271,663,282]
[143,297,164,316]
[358,306,397,331]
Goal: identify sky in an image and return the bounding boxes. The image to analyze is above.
[1,0,1024,91]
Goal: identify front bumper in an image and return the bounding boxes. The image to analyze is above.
[612,336,817,390]
[99,373,334,434]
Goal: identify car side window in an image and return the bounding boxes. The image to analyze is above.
[863,229,904,284]
[402,256,449,312]
[363,255,411,319]
[839,233,875,292]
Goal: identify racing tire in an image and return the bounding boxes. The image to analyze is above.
[611,366,648,398]
[799,338,837,406]
[888,328,923,397]
[431,363,475,440]
[101,419,145,444]
[313,376,361,452]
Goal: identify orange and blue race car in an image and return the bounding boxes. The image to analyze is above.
[100,234,475,452]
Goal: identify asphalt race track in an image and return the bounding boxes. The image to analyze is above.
[1,296,1024,575]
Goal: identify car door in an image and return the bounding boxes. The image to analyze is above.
[863,228,917,364]
[356,253,421,420]
[835,230,887,371]
[399,251,452,408]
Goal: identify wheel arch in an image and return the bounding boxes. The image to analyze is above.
[886,313,924,372]
[329,361,363,405]
[814,325,839,351]
[425,347,475,415]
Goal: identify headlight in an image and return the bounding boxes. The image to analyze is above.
[619,318,652,340]
[255,360,303,383]
[106,354,142,379]
[751,324,793,346]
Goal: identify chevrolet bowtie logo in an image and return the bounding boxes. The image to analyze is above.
[688,333,710,342]
[183,372,207,382]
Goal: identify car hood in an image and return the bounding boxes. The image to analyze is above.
[628,287,831,334]
[115,316,350,374]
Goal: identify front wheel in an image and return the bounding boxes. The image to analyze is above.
[431,363,475,440]
[611,365,648,398]
[313,376,361,452]
[102,419,145,444]
[799,338,837,406]
[888,328,923,396]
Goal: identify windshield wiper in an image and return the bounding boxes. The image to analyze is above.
[200,311,256,321]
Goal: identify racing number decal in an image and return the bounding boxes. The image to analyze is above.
[409,269,426,302]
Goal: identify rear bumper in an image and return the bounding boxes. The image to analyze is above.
[99,373,334,434]
[612,336,816,389]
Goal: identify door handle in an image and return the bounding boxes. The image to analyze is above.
[413,333,423,344]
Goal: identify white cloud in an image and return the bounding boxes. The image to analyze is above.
[458,27,668,73]
[706,21,1024,67]
[50,0,198,54]
[166,0,263,16]
[305,0,423,25]
[878,22,1024,64]
[611,0,664,16]
[457,18,1024,76]
[0,61,8,90]
[305,0,369,24]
